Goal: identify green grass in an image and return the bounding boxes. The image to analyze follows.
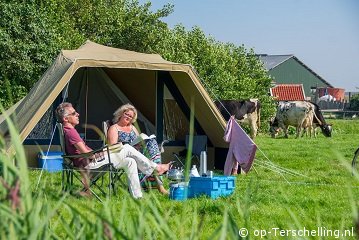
[2,119,359,239]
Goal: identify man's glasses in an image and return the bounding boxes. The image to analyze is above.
[65,111,77,117]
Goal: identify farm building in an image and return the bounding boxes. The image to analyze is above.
[270,84,306,101]
[259,54,333,99]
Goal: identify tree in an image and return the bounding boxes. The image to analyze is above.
[0,0,84,109]
[0,0,275,128]
[155,25,275,126]
[349,94,359,111]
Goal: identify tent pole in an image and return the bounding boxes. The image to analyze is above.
[156,71,164,143]
[84,68,89,140]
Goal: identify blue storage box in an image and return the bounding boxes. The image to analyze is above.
[37,152,63,172]
[188,176,236,199]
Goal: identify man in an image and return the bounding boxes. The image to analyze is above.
[55,102,170,199]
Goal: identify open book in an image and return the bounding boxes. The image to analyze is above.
[130,133,156,146]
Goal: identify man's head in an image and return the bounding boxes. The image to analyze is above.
[55,102,80,126]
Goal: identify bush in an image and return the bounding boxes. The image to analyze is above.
[349,93,359,111]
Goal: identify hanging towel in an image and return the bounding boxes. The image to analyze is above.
[223,116,257,175]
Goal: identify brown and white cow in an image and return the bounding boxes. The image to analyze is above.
[301,102,332,138]
[214,99,261,139]
[270,101,332,138]
[301,114,317,137]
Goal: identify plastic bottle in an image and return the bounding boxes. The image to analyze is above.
[190,165,200,177]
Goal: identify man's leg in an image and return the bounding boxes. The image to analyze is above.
[107,153,142,199]
[79,169,92,197]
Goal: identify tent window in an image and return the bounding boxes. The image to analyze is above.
[27,106,54,139]
[163,85,193,140]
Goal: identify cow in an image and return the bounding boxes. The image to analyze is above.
[270,101,332,138]
[214,99,261,139]
[302,102,332,138]
[270,101,314,138]
[301,114,317,137]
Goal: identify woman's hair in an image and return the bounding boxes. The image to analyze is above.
[113,103,138,124]
[55,102,73,123]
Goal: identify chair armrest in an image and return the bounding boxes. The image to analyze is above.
[62,146,108,159]
[62,143,123,161]
[62,152,94,159]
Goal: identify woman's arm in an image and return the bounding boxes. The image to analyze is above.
[107,125,119,145]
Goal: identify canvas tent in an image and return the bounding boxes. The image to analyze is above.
[0,41,229,168]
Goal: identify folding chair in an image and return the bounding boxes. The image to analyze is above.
[173,135,207,169]
[57,122,120,201]
[102,120,112,146]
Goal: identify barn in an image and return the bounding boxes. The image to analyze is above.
[259,54,333,99]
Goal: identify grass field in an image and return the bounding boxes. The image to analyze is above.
[1,119,359,239]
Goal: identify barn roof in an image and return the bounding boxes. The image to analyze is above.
[270,84,306,101]
[258,54,333,88]
[258,54,293,70]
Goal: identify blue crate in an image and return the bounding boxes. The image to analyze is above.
[37,152,63,172]
[188,176,236,199]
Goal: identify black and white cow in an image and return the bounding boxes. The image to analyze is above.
[270,101,313,138]
[214,99,261,139]
[270,101,332,138]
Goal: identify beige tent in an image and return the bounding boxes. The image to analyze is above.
[0,41,228,168]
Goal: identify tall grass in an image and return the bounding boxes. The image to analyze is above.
[0,106,242,239]
[1,115,359,239]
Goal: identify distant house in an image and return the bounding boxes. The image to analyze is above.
[270,84,306,101]
[259,54,333,98]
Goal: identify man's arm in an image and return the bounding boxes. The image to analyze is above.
[74,141,92,153]
[74,141,104,160]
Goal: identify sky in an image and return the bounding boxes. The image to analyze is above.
[140,0,359,92]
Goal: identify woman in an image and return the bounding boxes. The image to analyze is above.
[107,103,168,195]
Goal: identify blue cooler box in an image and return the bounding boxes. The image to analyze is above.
[188,176,236,199]
[38,152,63,172]
[169,182,189,201]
